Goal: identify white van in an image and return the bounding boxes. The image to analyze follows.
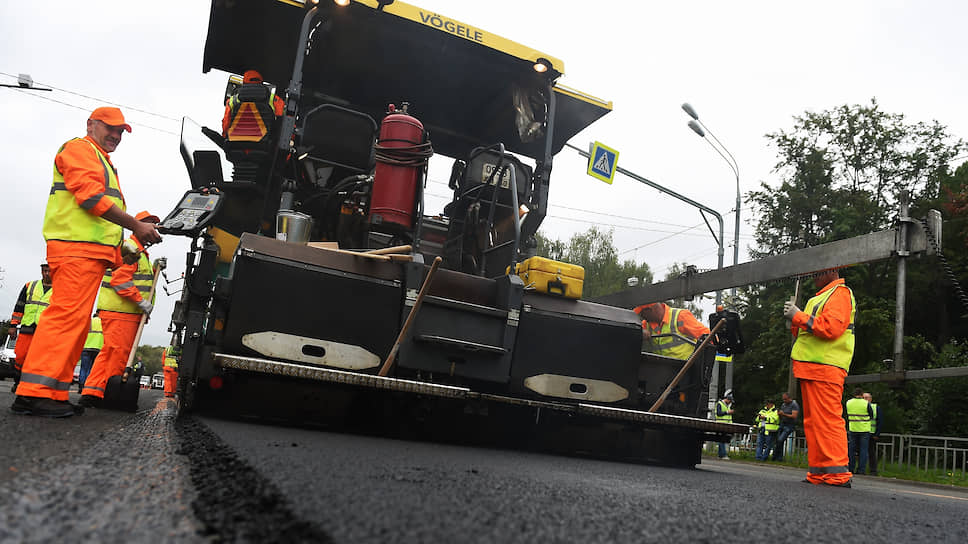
[1,336,17,379]
[152,373,164,389]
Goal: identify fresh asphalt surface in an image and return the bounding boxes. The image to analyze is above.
[1,380,967,543]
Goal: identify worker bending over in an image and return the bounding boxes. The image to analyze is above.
[79,211,159,409]
[634,302,710,360]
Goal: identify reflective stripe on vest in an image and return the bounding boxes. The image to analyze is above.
[869,403,878,434]
[21,280,52,327]
[97,252,154,314]
[83,316,103,350]
[846,397,871,433]
[716,400,732,423]
[652,309,696,360]
[790,284,856,371]
[758,407,779,433]
[43,138,125,247]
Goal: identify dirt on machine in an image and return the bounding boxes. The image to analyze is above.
[159,0,746,467]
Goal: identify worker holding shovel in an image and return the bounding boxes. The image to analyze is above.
[79,211,161,409]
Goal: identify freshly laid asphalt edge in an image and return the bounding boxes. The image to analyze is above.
[175,416,334,542]
[0,397,202,542]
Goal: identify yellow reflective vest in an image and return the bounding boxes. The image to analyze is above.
[163,347,178,369]
[757,406,779,434]
[97,252,154,314]
[715,400,733,423]
[83,316,103,351]
[790,284,856,371]
[21,280,52,328]
[846,397,872,433]
[652,309,697,360]
[44,138,125,247]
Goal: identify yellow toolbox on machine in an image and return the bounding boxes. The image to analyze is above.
[510,256,585,299]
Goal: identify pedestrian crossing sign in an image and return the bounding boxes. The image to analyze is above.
[587,141,619,184]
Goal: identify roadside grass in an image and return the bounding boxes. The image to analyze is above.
[702,446,968,488]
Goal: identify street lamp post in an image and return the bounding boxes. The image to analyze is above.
[565,142,725,307]
[682,103,740,392]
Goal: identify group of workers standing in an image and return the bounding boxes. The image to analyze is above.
[750,392,800,462]
[745,387,880,474]
[8,107,166,418]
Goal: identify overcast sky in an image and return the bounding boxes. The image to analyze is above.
[2,0,966,346]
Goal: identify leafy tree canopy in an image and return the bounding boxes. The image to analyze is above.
[735,100,968,434]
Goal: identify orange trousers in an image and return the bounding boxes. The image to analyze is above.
[81,311,140,399]
[163,365,177,396]
[12,332,33,372]
[16,257,106,401]
[800,378,852,484]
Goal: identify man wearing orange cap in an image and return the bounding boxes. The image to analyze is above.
[80,211,160,409]
[11,107,162,418]
[633,302,710,361]
[221,69,286,136]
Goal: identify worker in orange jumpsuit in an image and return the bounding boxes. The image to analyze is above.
[8,263,53,381]
[162,345,179,398]
[634,302,710,361]
[221,69,285,136]
[79,212,159,409]
[11,107,162,418]
[784,268,856,487]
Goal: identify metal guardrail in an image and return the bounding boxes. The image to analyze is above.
[708,431,968,480]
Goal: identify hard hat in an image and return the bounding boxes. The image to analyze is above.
[243,69,264,83]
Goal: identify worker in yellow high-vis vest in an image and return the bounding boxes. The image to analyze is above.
[80,212,159,409]
[783,268,856,487]
[162,345,179,399]
[634,302,710,360]
[845,387,873,475]
[77,311,103,393]
[8,263,53,382]
[12,107,162,418]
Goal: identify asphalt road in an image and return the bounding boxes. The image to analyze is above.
[1,381,967,543]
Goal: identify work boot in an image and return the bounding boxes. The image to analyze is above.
[10,396,75,418]
[78,395,103,409]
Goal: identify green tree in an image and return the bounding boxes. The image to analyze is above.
[136,345,165,375]
[738,101,965,434]
[534,227,652,299]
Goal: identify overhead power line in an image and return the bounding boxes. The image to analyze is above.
[0,71,180,122]
[8,88,178,136]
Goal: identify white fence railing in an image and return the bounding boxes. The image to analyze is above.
[708,431,968,480]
